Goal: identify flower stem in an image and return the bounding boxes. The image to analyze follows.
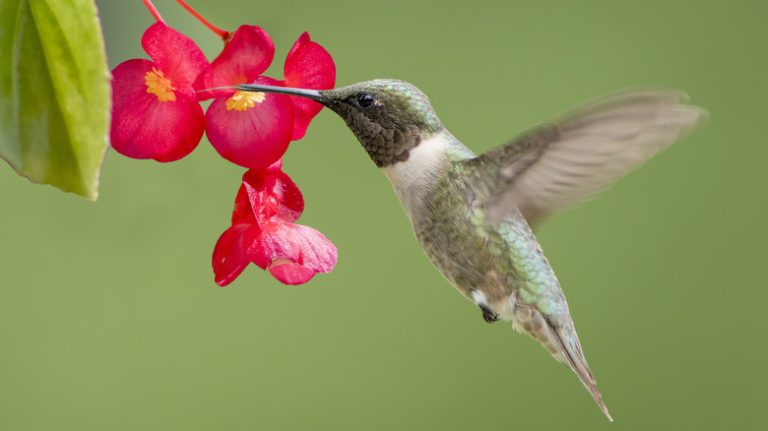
[142,0,165,23]
[175,0,231,41]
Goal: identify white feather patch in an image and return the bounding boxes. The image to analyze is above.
[471,290,488,306]
[381,131,451,193]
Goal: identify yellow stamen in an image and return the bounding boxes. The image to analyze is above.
[226,91,266,111]
[145,67,176,102]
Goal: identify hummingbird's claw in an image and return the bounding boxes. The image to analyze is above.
[480,305,500,323]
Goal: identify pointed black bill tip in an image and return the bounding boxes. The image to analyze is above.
[234,83,329,103]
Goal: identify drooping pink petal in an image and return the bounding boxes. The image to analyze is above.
[284,32,336,140]
[268,262,317,286]
[212,224,261,286]
[252,223,338,285]
[110,59,205,162]
[205,76,294,169]
[196,25,275,100]
[141,22,208,92]
[242,169,304,225]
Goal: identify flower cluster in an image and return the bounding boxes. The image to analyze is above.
[111,23,334,167]
[110,1,337,286]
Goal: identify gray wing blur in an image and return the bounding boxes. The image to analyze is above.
[464,90,706,225]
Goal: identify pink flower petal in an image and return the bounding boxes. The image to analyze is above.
[110,59,204,162]
[196,25,275,100]
[286,32,310,60]
[141,22,208,91]
[268,262,318,285]
[232,167,303,225]
[242,169,304,225]
[205,76,294,169]
[212,224,261,286]
[252,223,338,285]
[232,182,257,225]
[284,32,336,140]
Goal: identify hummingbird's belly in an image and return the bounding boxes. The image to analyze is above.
[411,189,565,319]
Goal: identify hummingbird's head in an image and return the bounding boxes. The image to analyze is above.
[236,79,444,167]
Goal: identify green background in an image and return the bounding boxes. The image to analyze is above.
[1,0,766,429]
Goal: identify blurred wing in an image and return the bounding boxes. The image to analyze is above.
[467,90,706,224]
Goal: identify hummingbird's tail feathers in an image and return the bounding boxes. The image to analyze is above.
[550,323,613,422]
[514,306,613,421]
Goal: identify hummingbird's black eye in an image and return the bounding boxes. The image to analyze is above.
[356,93,375,108]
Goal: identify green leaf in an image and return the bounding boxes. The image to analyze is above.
[0,0,109,200]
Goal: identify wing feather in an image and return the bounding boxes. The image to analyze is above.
[467,90,706,224]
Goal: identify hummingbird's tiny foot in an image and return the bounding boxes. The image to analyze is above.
[479,305,500,323]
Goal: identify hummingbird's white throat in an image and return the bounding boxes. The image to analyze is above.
[382,131,451,189]
[381,130,465,219]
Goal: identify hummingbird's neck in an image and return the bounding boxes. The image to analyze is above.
[381,129,474,217]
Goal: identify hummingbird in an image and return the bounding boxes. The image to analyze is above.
[235,79,704,420]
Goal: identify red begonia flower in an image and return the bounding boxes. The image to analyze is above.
[198,27,336,169]
[110,22,208,162]
[205,76,294,170]
[213,165,337,286]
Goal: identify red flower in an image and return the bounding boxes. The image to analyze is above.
[212,161,337,286]
[110,23,208,162]
[197,27,336,170]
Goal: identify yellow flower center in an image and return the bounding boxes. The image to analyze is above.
[144,68,176,102]
[226,91,266,111]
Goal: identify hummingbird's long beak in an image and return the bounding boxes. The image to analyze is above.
[235,83,328,103]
